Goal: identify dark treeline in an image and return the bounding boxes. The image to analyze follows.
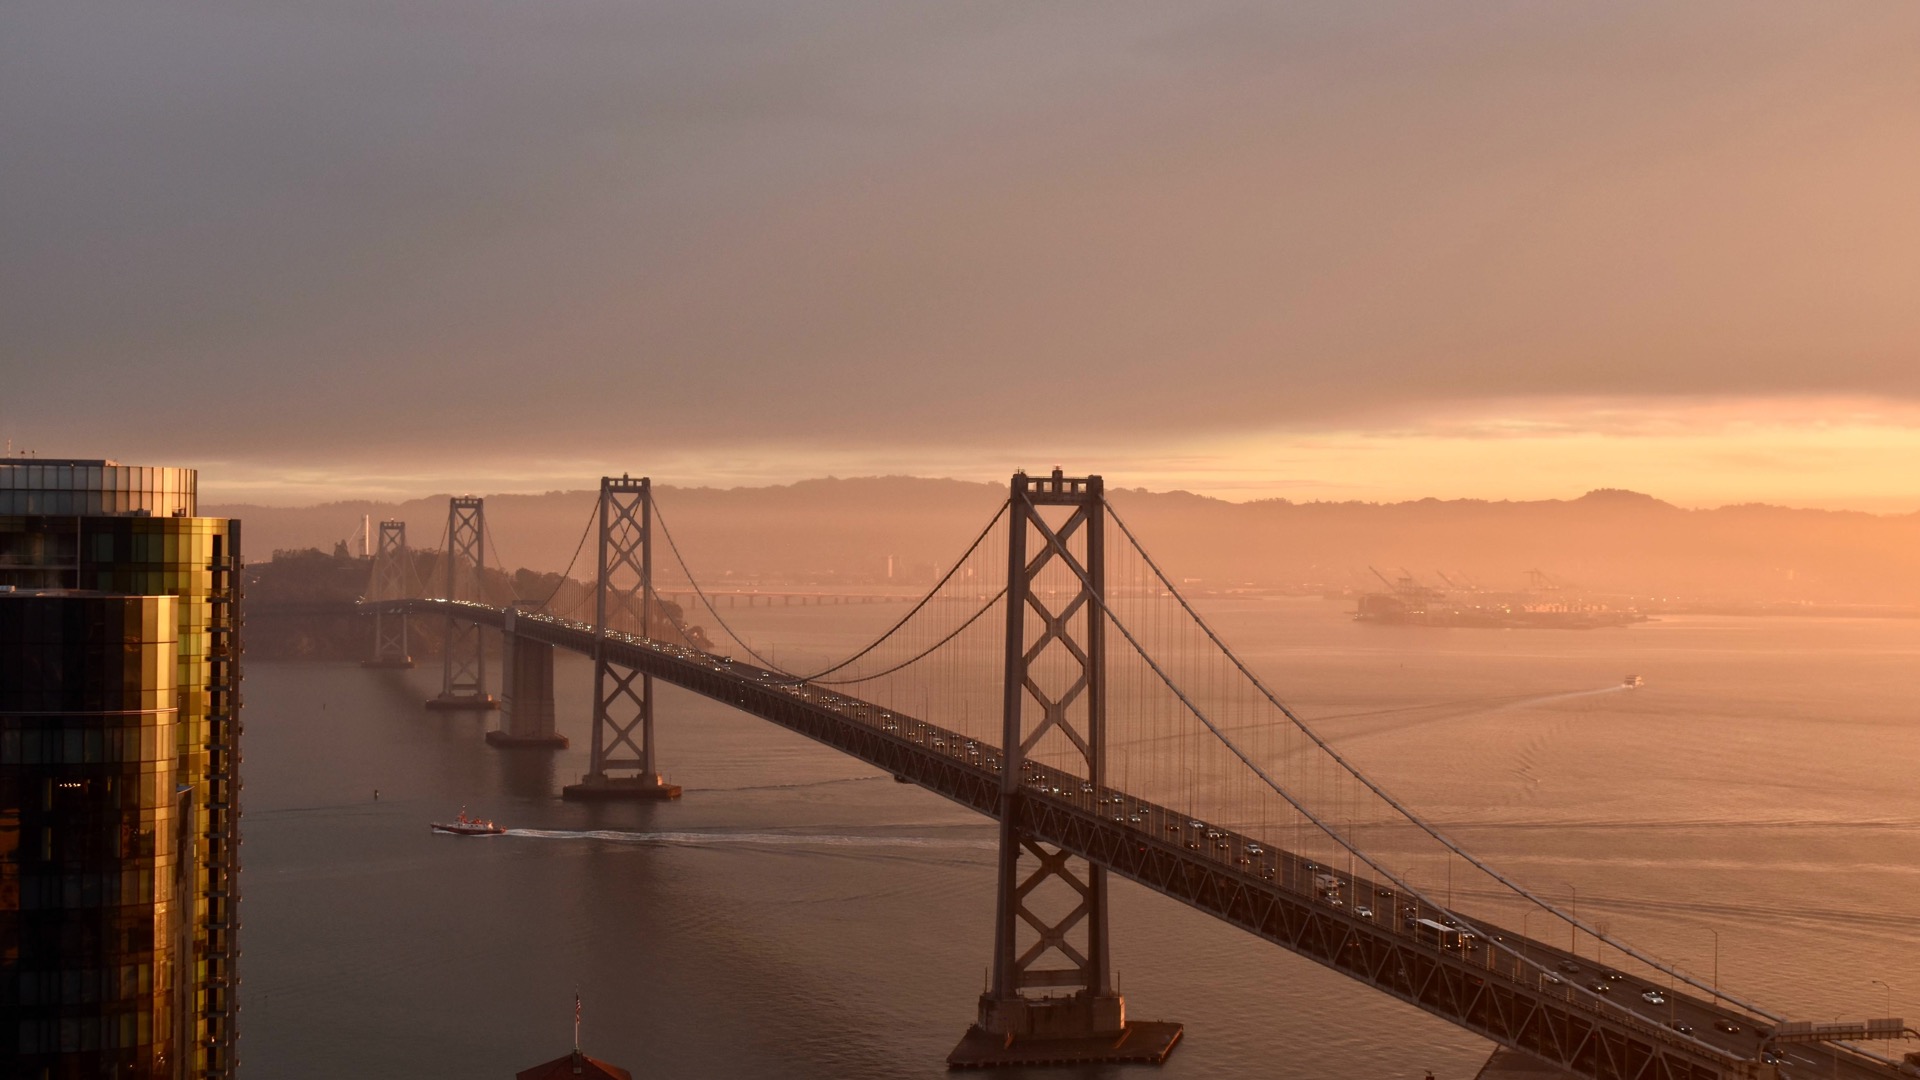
[244,546,702,660]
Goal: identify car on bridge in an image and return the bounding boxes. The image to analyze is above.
[1642,989,1667,1005]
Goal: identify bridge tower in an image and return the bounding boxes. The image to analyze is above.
[950,469,1182,1067]
[563,475,681,799]
[362,519,416,669]
[426,496,499,710]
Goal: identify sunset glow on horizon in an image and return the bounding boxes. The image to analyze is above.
[180,394,1920,513]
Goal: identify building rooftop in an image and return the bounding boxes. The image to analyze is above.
[514,1051,633,1080]
[0,459,197,517]
[5,458,119,467]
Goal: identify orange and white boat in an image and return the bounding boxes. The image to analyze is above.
[430,809,506,836]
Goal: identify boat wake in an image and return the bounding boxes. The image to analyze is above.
[1492,684,1628,713]
[504,828,995,850]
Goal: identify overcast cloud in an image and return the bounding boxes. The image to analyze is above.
[4,2,1919,497]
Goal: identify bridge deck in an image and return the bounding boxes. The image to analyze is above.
[383,599,1899,1080]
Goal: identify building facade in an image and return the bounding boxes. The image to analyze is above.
[0,591,187,1075]
[0,461,241,1079]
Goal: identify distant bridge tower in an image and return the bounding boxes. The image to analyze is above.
[564,475,681,799]
[426,496,498,710]
[950,469,1180,1067]
[362,520,416,669]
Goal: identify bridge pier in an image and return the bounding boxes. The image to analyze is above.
[564,475,681,801]
[427,496,499,711]
[488,611,568,748]
[949,470,1180,1069]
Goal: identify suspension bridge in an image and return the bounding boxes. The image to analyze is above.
[355,470,1914,1078]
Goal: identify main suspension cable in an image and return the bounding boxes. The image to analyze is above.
[809,588,1007,686]
[789,501,1009,682]
[535,497,599,612]
[647,497,790,673]
[1101,504,1778,1019]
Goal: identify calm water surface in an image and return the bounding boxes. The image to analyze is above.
[241,600,1920,1078]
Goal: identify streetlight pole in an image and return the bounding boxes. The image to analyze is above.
[1831,1017,1842,1080]
[1345,815,1355,893]
[1563,882,1578,959]
[1701,927,1720,1003]
[1872,980,1894,1050]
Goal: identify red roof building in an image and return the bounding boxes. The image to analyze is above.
[514,1050,633,1080]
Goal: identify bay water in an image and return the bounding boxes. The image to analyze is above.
[240,599,1920,1078]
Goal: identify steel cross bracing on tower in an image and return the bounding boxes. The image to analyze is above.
[365,520,415,668]
[955,468,1180,1062]
[427,497,497,710]
[563,476,680,800]
[369,596,1907,1080]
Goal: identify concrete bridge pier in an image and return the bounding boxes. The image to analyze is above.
[488,613,568,748]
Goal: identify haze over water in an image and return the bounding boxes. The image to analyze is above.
[241,598,1919,1078]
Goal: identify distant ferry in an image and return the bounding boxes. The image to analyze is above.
[1622,675,1644,689]
[430,809,506,836]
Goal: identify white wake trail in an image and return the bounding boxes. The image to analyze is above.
[505,828,994,850]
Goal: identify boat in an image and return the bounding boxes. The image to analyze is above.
[430,809,506,836]
[1622,675,1644,689]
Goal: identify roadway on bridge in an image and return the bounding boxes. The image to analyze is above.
[399,599,1906,1080]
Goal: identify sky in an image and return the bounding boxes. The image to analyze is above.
[4,2,1919,509]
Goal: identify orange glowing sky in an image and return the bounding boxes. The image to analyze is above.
[4,4,1918,509]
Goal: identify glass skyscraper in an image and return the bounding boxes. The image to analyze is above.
[1,591,186,1075]
[0,461,241,1079]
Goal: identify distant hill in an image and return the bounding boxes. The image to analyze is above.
[208,478,1920,606]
